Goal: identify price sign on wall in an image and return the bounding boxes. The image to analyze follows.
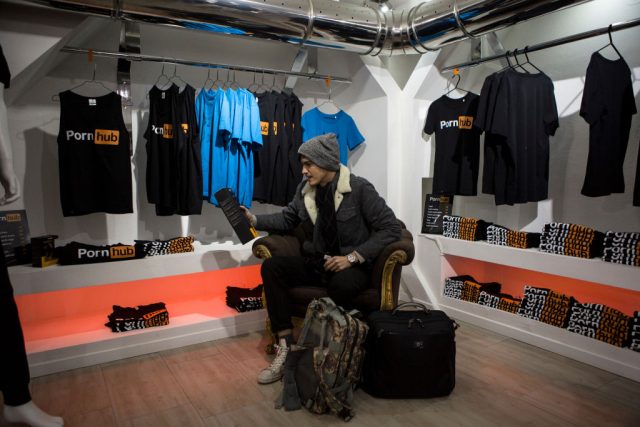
[0,210,30,265]
[421,194,454,234]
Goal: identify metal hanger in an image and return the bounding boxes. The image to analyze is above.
[510,50,530,73]
[52,58,113,101]
[521,46,544,73]
[153,61,172,90]
[316,76,341,112]
[202,64,215,91]
[596,24,623,59]
[247,70,260,93]
[170,59,188,89]
[444,70,470,97]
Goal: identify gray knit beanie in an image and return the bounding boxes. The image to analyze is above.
[298,133,341,171]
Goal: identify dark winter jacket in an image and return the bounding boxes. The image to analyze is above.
[255,165,401,263]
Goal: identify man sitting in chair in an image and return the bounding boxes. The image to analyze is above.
[241,132,401,385]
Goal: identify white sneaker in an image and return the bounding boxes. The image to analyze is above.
[257,343,289,384]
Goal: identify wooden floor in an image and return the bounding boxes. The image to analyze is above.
[2,321,639,427]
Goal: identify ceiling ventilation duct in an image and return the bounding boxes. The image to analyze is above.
[15,0,588,55]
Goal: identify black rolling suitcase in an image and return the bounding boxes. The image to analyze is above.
[362,302,457,398]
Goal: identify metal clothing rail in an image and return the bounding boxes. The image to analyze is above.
[442,17,640,72]
[60,46,352,84]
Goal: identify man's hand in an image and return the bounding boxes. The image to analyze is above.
[323,256,352,273]
[239,205,257,227]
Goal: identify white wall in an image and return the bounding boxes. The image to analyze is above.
[0,13,386,246]
[401,0,640,304]
[1,0,639,285]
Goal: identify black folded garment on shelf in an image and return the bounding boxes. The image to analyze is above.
[135,236,195,257]
[105,302,169,333]
[602,231,640,267]
[631,312,640,352]
[443,275,476,300]
[517,286,551,321]
[226,284,264,312]
[57,241,146,265]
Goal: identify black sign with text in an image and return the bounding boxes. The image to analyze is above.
[0,209,30,265]
[421,194,454,234]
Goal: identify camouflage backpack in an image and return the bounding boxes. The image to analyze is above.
[276,297,369,421]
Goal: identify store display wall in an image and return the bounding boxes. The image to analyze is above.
[1,0,639,376]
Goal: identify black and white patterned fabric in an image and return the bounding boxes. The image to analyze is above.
[478,290,500,308]
[460,279,501,303]
[517,286,550,321]
[602,231,640,267]
[630,312,640,352]
[442,215,490,241]
[135,236,195,257]
[443,275,475,299]
[486,224,509,246]
[566,302,604,339]
[539,223,604,259]
[226,284,264,312]
[105,302,169,333]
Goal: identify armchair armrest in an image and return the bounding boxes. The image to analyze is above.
[372,230,415,311]
[252,235,302,259]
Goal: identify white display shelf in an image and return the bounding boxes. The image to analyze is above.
[9,241,260,295]
[26,307,267,377]
[420,235,640,291]
[420,296,640,382]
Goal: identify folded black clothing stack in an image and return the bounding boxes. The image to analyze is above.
[517,286,550,321]
[486,225,541,249]
[566,302,603,339]
[105,302,169,333]
[486,224,509,246]
[538,290,574,328]
[539,223,604,259]
[497,294,522,314]
[507,229,541,249]
[478,290,500,308]
[58,242,146,265]
[602,231,640,267]
[135,236,195,257]
[443,215,490,241]
[226,285,264,312]
[443,275,475,299]
[460,279,501,303]
[631,312,640,352]
[594,306,630,348]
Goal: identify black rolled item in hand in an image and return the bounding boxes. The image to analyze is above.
[214,188,259,244]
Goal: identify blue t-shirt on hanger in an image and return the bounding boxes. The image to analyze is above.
[301,107,365,165]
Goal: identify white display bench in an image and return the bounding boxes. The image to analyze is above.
[9,242,267,377]
[418,235,640,382]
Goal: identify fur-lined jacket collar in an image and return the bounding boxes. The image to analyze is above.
[301,164,351,224]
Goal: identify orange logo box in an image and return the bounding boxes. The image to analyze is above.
[109,245,136,259]
[260,121,269,135]
[163,124,174,139]
[94,129,120,145]
[458,116,473,130]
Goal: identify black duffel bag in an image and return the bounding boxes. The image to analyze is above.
[361,301,457,398]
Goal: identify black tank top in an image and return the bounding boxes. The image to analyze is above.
[145,84,178,215]
[57,91,133,216]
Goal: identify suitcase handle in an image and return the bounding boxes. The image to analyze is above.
[392,301,430,316]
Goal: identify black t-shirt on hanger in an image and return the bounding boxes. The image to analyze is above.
[0,45,10,88]
[286,92,303,201]
[253,90,276,203]
[488,69,559,205]
[57,91,133,216]
[172,84,203,215]
[634,138,640,207]
[424,92,482,196]
[145,84,179,215]
[580,52,637,197]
